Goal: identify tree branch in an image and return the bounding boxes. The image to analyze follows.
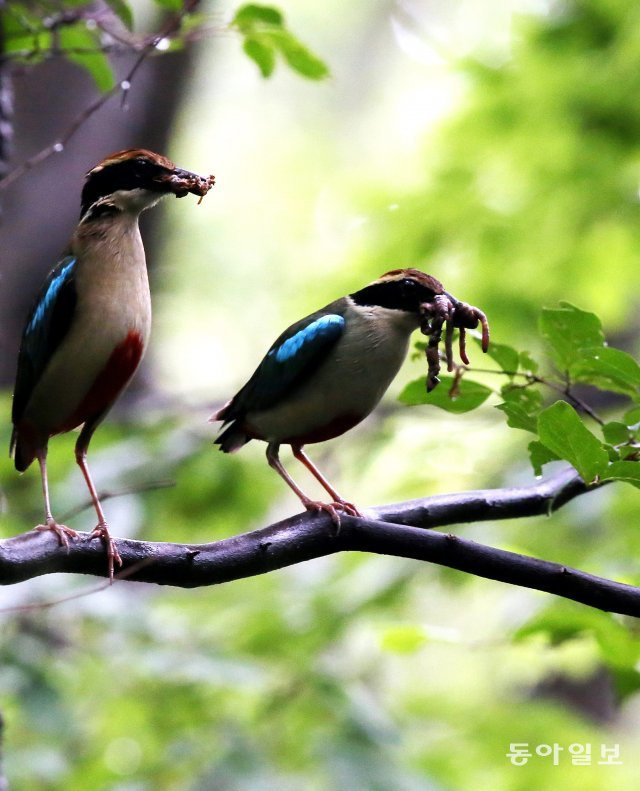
[2,467,638,616]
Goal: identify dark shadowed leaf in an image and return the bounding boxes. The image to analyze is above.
[528,440,560,476]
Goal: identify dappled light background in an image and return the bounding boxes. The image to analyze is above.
[2,0,640,788]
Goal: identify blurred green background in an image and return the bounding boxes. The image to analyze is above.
[2,0,640,787]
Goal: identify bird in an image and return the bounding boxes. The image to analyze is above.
[10,148,215,579]
[213,268,463,523]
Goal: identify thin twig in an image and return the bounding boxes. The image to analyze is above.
[0,0,200,191]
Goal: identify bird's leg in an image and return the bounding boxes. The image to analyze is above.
[267,443,347,530]
[291,445,361,519]
[75,424,121,581]
[33,448,78,548]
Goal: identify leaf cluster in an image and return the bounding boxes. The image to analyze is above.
[402,303,640,487]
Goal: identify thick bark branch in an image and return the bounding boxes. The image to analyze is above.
[2,467,638,617]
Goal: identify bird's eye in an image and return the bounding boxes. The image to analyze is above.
[402,278,417,289]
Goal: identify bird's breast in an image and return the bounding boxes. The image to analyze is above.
[246,307,416,444]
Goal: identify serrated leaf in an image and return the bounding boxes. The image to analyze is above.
[602,421,631,445]
[537,401,609,482]
[270,29,329,79]
[233,4,284,30]
[528,440,560,476]
[539,303,604,372]
[105,0,133,30]
[570,346,640,396]
[243,36,276,77]
[497,401,537,433]
[601,461,640,489]
[399,376,492,413]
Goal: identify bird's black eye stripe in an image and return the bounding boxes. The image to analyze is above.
[80,158,169,216]
[351,278,436,312]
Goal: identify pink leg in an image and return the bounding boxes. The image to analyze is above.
[291,445,361,518]
[34,449,78,548]
[266,443,360,529]
[75,424,121,581]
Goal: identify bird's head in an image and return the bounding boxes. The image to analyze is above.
[80,149,215,219]
[350,268,445,314]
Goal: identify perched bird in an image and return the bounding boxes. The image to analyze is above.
[11,149,214,578]
[213,268,461,522]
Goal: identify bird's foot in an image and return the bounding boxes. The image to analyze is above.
[34,518,78,550]
[303,499,362,534]
[89,523,122,583]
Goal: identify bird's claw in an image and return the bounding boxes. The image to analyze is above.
[89,523,122,582]
[303,499,362,534]
[34,518,78,550]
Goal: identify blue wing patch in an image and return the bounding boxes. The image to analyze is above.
[26,258,76,335]
[271,314,344,363]
[12,256,78,425]
[219,312,345,420]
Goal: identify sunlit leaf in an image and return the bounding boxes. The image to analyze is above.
[537,401,608,482]
[233,3,283,30]
[380,625,427,654]
[570,346,640,396]
[474,338,519,374]
[539,303,604,372]
[243,37,276,78]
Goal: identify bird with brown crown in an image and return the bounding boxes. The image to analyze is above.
[10,149,214,579]
[213,269,488,523]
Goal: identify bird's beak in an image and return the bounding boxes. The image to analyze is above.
[155,168,216,200]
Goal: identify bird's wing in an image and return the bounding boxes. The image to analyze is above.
[11,255,78,426]
[220,312,346,420]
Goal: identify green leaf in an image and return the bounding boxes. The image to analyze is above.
[497,402,537,433]
[105,0,134,30]
[539,303,604,372]
[570,346,640,396]
[270,29,329,80]
[602,421,631,445]
[59,25,114,92]
[515,604,640,670]
[233,4,284,30]
[243,37,276,77]
[231,3,328,80]
[399,376,492,413]
[528,440,560,476]
[537,401,609,482]
[474,338,519,374]
[380,625,427,654]
[152,0,184,10]
[518,350,539,375]
[601,460,640,489]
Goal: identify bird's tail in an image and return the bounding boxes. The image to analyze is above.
[213,421,251,454]
[10,427,35,472]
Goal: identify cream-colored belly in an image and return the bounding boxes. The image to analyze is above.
[24,228,151,432]
[249,309,416,443]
